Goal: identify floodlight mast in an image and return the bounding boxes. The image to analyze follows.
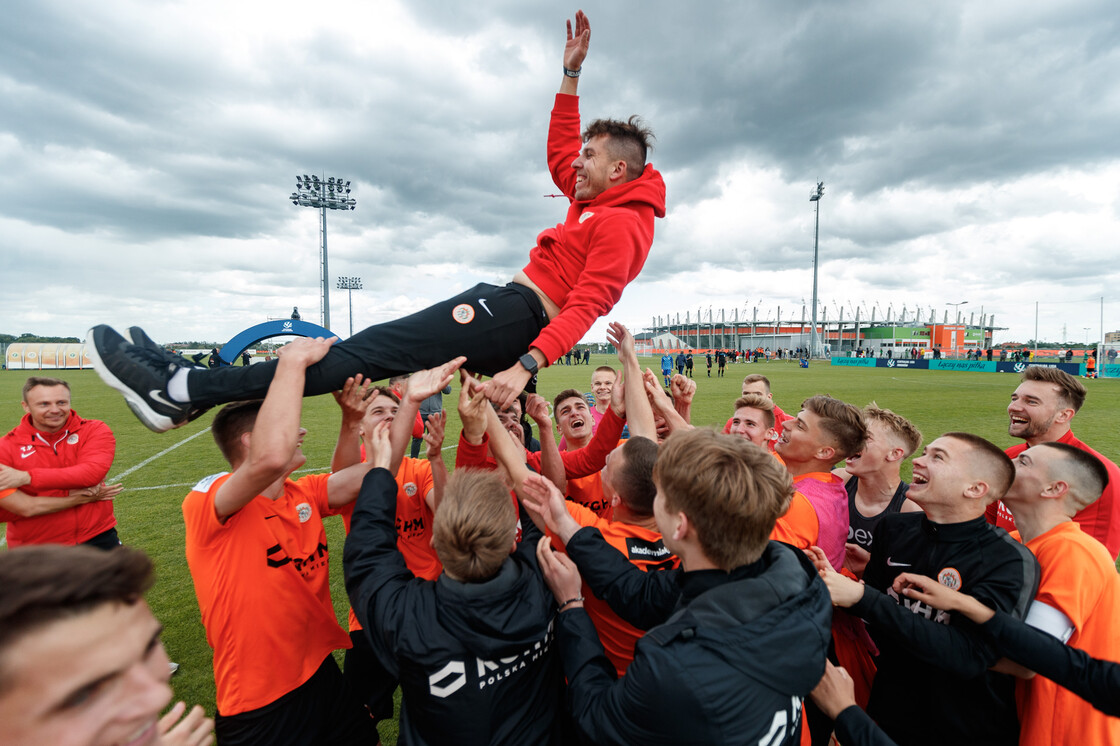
[290,175,357,330]
[809,182,825,358]
[337,276,363,338]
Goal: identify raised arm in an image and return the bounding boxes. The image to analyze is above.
[560,10,590,96]
[330,375,369,473]
[423,411,448,514]
[212,337,335,521]
[607,321,656,439]
[525,393,567,493]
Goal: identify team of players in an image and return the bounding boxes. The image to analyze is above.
[2,10,1119,746]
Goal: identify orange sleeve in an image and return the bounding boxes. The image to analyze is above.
[770,493,819,550]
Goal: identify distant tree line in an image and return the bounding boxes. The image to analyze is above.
[0,333,81,344]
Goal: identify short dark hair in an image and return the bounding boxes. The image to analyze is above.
[583,116,654,181]
[0,546,154,694]
[1036,442,1109,511]
[615,436,659,515]
[363,386,400,404]
[741,374,771,393]
[1021,366,1086,412]
[211,400,264,465]
[552,389,586,416]
[801,395,867,462]
[943,432,1015,502]
[22,377,70,401]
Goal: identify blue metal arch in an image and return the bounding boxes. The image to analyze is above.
[217,319,336,364]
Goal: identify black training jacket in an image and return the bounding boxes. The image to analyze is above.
[561,532,832,745]
[852,513,1040,746]
[343,469,563,745]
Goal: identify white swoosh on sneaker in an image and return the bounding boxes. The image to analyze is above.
[148,390,182,410]
[886,557,911,567]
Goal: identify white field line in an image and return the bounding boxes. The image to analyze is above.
[0,438,459,546]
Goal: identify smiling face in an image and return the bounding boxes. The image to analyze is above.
[775,409,828,465]
[729,406,773,448]
[844,420,894,476]
[571,134,620,201]
[22,384,72,434]
[907,436,971,509]
[0,601,172,746]
[1007,380,1070,444]
[555,395,592,442]
[591,370,616,406]
[496,400,525,442]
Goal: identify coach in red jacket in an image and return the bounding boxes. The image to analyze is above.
[0,376,119,549]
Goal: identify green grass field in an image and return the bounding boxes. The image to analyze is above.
[2,358,1117,744]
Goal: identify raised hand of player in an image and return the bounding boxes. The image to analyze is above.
[610,370,626,417]
[520,472,581,544]
[157,701,214,746]
[361,420,393,471]
[669,374,696,405]
[607,321,636,361]
[276,336,337,368]
[331,374,370,425]
[536,535,584,607]
[458,370,490,444]
[524,393,551,428]
[809,662,858,721]
[424,411,446,460]
[408,357,466,403]
[563,10,591,71]
[480,362,532,411]
[892,572,995,624]
[642,370,674,414]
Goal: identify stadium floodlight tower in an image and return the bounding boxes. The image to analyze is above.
[291,175,357,330]
[337,276,363,338]
[947,300,968,323]
[809,181,825,358]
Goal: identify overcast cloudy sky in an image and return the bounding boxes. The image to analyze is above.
[2,0,1118,349]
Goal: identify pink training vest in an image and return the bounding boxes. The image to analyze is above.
[795,473,849,571]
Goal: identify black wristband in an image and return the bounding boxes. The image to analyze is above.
[563,66,581,78]
[558,596,584,611]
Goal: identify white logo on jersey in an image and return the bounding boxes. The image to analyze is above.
[428,661,467,698]
[579,211,595,223]
[403,482,418,497]
[478,298,493,317]
[66,433,80,445]
[296,503,312,522]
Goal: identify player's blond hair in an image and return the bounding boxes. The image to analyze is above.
[733,394,776,429]
[863,402,922,458]
[432,470,516,582]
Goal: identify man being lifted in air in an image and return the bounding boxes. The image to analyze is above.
[89,10,666,430]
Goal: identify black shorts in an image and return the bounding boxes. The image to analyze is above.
[190,283,548,406]
[214,655,377,746]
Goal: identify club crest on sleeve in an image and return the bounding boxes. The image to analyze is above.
[452,304,475,324]
[938,567,962,590]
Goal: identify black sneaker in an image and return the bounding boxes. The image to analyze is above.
[87,325,200,433]
[125,327,213,425]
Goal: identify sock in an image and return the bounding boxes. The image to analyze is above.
[167,369,192,403]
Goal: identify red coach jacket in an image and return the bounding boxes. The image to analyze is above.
[0,410,116,546]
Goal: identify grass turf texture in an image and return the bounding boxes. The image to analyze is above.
[2,358,1118,744]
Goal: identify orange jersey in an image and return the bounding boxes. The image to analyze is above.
[550,501,678,675]
[341,457,439,631]
[566,472,611,518]
[1015,522,1120,746]
[183,472,351,716]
